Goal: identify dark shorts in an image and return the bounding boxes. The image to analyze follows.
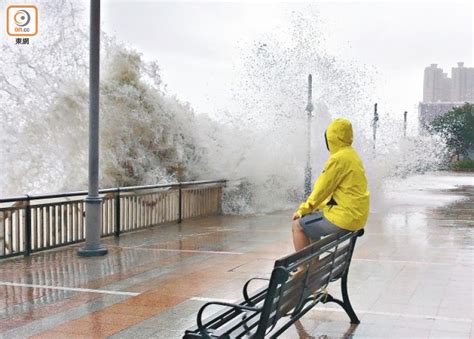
[298,211,347,240]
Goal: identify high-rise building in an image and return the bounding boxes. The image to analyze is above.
[423,64,444,102]
[440,73,452,101]
[419,62,473,128]
[451,62,474,102]
[422,62,474,103]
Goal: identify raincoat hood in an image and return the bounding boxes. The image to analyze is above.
[325,118,353,153]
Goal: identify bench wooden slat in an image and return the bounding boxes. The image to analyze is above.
[278,242,351,294]
[267,244,351,316]
[277,259,349,317]
[275,231,351,268]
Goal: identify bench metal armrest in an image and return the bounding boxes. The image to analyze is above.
[197,301,261,334]
[242,277,269,306]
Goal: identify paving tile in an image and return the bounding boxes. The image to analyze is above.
[0,294,130,338]
[79,311,146,326]
[104,304,163,318]
[29,331,92,339]
[429,329,471,338]
[109,326,161,339]
[394,317,436,330]
[358,313,398,325]
[388,326,431,338]
[437,306,473,319]
[432,319,472,333]
[52,319,129,337]
[149,328,185,339]
[348,323,395,336]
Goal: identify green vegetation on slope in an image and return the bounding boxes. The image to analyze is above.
[430,103,474,160]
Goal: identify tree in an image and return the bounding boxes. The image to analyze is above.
[430,103,474,159]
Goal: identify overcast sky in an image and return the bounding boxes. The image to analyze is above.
[102,0,473,121]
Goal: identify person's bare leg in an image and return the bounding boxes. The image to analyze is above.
[291,220,310,276]
[292,220,310,251]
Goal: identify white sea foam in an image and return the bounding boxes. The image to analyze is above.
[0,2,449,214]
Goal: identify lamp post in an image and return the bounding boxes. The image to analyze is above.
[304,74,314,198]
[403,111,408,138]
[372,103,379,150]
[78,0,107,257]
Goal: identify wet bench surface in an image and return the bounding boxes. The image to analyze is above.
[0,172,472,338]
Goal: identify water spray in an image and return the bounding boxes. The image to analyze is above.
[304,74,314,198]
[0,5,450,213]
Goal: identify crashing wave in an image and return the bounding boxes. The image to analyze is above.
[0,1,448,215]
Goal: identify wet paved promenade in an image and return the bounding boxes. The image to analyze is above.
[0,172,473,338]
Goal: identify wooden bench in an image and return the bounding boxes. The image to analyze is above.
[183,229,364,338]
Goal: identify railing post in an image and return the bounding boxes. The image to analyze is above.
[178,183,182,224]
[24,195,31,257]
[114,188,120,237]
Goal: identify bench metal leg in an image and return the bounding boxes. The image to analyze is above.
[320,273,360,324]
[340,272,360,324]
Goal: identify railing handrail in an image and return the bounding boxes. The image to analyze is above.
[0,179,227,203]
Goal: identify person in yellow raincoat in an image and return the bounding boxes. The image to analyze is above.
[292,118,370,251]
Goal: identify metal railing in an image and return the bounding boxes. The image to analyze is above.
[0,180,226,259]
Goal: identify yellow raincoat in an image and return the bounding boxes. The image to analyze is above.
[296,118,369,231]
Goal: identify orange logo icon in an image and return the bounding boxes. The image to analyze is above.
[7,5,38,36]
